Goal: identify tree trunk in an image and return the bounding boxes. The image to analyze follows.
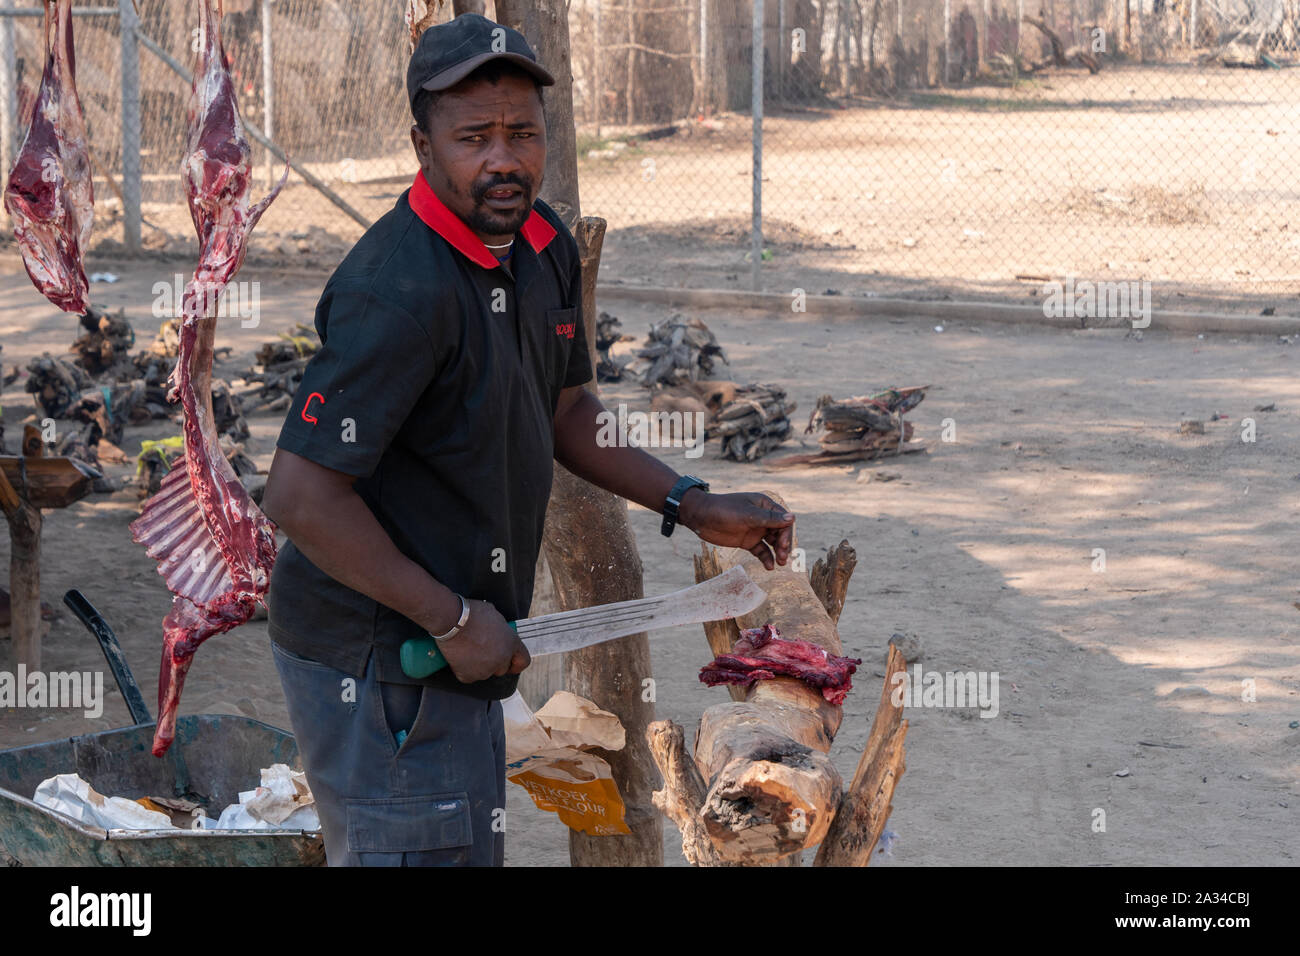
[494,0,581,225]
[625,0,639,124]
[492,0,662,867]
[828,2,843,90]
[551,219,662,867]
[867,0,882,73]
[846,0,862,92]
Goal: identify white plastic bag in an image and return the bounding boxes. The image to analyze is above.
[33,774,175,831]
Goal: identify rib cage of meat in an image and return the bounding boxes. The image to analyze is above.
[129,0,288,757]
[3,0,93,315]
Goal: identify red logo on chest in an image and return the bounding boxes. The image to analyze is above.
[554,322,575,339]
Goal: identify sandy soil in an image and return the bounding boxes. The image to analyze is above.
[1,254,1297,866]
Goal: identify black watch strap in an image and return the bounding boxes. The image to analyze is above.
[662,475,709,537]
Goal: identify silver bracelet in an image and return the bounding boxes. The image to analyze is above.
[431,594,470,642]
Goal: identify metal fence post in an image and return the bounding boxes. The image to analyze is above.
[751,0,763,291]
[0,0,16,178]
[1188,0,1197,49]
[119,0,141,253]
[262,0,274,190]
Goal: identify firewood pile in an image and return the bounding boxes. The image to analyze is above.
[20,306,283,476]
[634,315,728,386]
[72,307,136,378]
[230,324,320,414]
[134,434,258,500]
[595,311,633,382]
[772,386,929,467]
[25,353,92,420]
[133,319,182,386]
[27,351,177,468]
[135,437,184,497]
[212,380,250,443]
[706,384,795,462]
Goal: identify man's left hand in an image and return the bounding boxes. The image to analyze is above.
[679,490,795,570]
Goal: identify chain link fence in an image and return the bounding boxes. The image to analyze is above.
[1,0,1298,307]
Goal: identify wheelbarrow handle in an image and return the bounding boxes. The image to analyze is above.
[63,589,153,726]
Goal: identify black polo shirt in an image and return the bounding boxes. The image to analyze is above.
[267,169,592,700]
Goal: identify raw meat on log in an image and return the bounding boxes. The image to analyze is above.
[3,0,93,314]
[699,623,862,706]
[129,0,287,757]
[649,536,852,863]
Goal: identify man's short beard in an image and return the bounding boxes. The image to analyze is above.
[465,200,532,236]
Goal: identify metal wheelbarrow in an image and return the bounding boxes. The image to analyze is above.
[0,590,324,866]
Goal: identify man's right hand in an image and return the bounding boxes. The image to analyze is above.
[434,599,531,683]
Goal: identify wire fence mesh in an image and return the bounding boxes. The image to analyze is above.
[1,0,1298,306]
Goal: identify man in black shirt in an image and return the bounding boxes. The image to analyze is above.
[261,13,795,866]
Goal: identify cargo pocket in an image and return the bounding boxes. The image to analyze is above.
[347,792,473,865]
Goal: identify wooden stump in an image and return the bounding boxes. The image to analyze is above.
[541,217,662,867]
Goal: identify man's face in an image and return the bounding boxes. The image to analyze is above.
[411,72,546,240]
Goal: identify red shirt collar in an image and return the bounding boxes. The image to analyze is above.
[408,169,556,269]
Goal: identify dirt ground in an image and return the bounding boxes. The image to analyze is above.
[0,250,1297,866]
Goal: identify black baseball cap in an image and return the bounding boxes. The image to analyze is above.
[406,13,555,112]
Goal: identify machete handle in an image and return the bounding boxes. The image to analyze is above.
[399,621,519,679]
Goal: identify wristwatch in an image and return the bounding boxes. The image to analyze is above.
[661,475,709,537]
[431,594,470,642]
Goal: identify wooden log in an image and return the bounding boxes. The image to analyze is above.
[646,720,730,866]
[814,644,909,866]
[694,548,745,703]
[810,540,857,624]
[689,527,850,863]
[0,457,94,509]
[0,431,45,669]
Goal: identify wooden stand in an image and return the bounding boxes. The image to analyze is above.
[650,534,907,866]
[0,426,93,669]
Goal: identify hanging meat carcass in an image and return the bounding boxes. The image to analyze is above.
[130,0,287,757]
[3,0,93,315]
